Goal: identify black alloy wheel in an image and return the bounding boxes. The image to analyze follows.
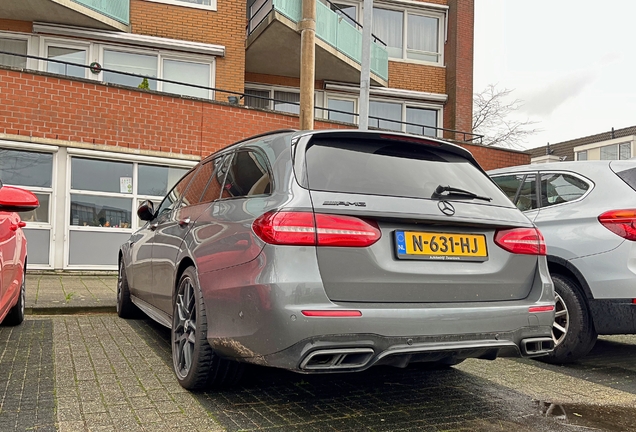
[539,274,597,364]
[171,266,244,390]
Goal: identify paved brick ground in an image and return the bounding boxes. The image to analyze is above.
[26,274,117,313]
[0,320,55,431]
[3,314,636,431]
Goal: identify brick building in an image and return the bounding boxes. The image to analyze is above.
[528,126,636,164]
[0,0,528,270]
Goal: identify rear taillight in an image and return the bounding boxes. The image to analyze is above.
[598,209,636,241]
[252,211,381,247]
[494,227,546,255]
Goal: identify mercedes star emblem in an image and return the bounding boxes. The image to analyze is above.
[438,200,455,216]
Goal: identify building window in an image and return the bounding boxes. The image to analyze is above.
[600,142,632,160]
[103,50,158,90]
[576,150,587,161]
[273,91,300,115]
[328,98,356,124]
[329,1,359,27]
[162,59,211,99]
[101,48,215,99]
[369,100,402,131]
[373,7,443,64]
[0,37,27,68]
[244,89,270,109]
[46,46,87,79]
[0,147,55,266]
[406,106,437,137]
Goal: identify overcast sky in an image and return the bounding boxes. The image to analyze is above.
[474,0,636,150]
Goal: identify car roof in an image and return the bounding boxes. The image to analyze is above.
[202,129,481,170]
[488,160,616,176]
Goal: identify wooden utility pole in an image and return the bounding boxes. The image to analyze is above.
[299,0,316,130]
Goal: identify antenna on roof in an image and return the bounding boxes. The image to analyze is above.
[546,142,554,155]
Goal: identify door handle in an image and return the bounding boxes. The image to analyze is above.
[178,217,191,227]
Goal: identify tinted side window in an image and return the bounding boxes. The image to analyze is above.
[223,150,271,198]
[540,173,589,208]
[200,156,229,203]
[616,167,636,191]
[492,174,523,203]
[181,161,215,207]
[155,167,198,217]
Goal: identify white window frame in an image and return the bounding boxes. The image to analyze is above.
[328,0,361,27]
[576,150,587,161]
[326,94,358,124]
[370,4,445,66]
[0,31,36,69]
[97,44,216,99]
[244,83,320,114]
[159,52,215,100]
[39,37,90,79]
[142,0,217,12]
[0,141,58,270]
[64,149,197,269]
[321,90,443,137]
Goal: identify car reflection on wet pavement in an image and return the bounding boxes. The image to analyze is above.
[131,318,636,431]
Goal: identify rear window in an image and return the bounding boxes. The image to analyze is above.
[304,138,513,206]
[616,167,636,191]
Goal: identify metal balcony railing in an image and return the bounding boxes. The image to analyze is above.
[0,50,483,144]
[71,0,130,25]
[248,0,389,81]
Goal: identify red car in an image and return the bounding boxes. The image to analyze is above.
[0,181,38,326]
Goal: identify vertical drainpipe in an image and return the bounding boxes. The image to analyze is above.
[299,0,316,130]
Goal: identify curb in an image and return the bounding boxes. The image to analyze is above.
[26,306,117,315]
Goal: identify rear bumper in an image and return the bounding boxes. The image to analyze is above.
[221,328,554,373]
[199,246,555,372]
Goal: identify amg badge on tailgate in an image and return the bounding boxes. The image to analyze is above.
[323,201,367,207]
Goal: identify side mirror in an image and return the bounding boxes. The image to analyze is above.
[137,200,155,221]
[0,184,39,212]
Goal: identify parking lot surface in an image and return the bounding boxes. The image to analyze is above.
[2,312,636,431]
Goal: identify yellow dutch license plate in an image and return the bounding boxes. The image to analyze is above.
[394,231,488,262]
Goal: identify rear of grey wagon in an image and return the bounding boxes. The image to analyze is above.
[249,130,555,372]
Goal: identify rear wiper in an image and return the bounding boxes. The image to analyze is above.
[432,185,492,202]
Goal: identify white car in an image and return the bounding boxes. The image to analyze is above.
[490,161,636,363]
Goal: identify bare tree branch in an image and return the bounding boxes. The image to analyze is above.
[473,84,541,148]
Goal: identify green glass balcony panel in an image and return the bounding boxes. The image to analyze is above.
[271,0,388,81]
[273,0,302,22]
[71,0,130,25]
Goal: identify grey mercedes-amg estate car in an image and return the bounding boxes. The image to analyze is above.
[118,129,555,390]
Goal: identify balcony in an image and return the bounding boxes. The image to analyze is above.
[0,0,129,31]
[246,0,388,87]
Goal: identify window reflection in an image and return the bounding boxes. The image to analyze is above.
[0,149,53,188]
[138,164,188,196]
[70,194,132,228]
[71,158,133,193]
[18,193,50,223]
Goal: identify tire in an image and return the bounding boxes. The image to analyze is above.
[4,271,26,326]
[539,274,597,364]
[171,267,244,390]
[117,260,139,319]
